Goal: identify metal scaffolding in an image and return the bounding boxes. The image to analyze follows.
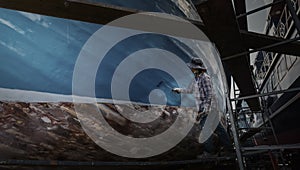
[0,0,299,169]
[228,0,300,169]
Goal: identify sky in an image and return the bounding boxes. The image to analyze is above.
[245,0,273,64]
[246,0,273,33]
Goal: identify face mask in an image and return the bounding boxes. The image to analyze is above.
[192,69,199,74]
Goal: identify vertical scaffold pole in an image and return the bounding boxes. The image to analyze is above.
[226,92,244,170]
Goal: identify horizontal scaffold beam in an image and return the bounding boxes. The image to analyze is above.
[242,143,300,151]
[0,158,235,166]
[241,30,300,57]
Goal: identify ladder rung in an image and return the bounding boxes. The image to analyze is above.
[239,128,262,141]
[241,144,300,151]
[242,150,268,156]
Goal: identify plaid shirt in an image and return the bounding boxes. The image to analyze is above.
[180,72,212,113]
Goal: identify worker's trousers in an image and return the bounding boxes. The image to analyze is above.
[199,115,232,153]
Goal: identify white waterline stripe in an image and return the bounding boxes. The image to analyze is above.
[0,88,167,106]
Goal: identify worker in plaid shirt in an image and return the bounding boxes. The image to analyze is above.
[173,57,232,156]
[177,66,212,116]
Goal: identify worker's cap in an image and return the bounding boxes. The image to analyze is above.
[187,57,207,70]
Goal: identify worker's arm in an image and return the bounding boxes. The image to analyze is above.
[172,80,195,94]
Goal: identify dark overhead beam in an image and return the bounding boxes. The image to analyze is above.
[233,0,248,30]
[195,0,260,111]
[241,30,300,57]
[0,0,206,39]
[0,0,137,25]
[231,0,248,111]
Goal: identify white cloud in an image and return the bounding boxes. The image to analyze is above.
[0,18,25,35]
[41,21,50,28]
[18,11,50,28]
[0,41,26,57]
[18,11,42,22]
[0,87,150,105]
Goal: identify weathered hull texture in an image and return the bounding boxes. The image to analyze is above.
[0,102,205,161]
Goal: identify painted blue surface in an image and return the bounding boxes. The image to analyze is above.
[0,0,199,105]
[0,8,98,94]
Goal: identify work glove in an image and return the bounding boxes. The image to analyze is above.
[172,88,181,94]
[196,111,205,122]
[196,106,208,122]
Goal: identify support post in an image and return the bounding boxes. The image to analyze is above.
[286,0,300,34]
[226,93,245,170]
